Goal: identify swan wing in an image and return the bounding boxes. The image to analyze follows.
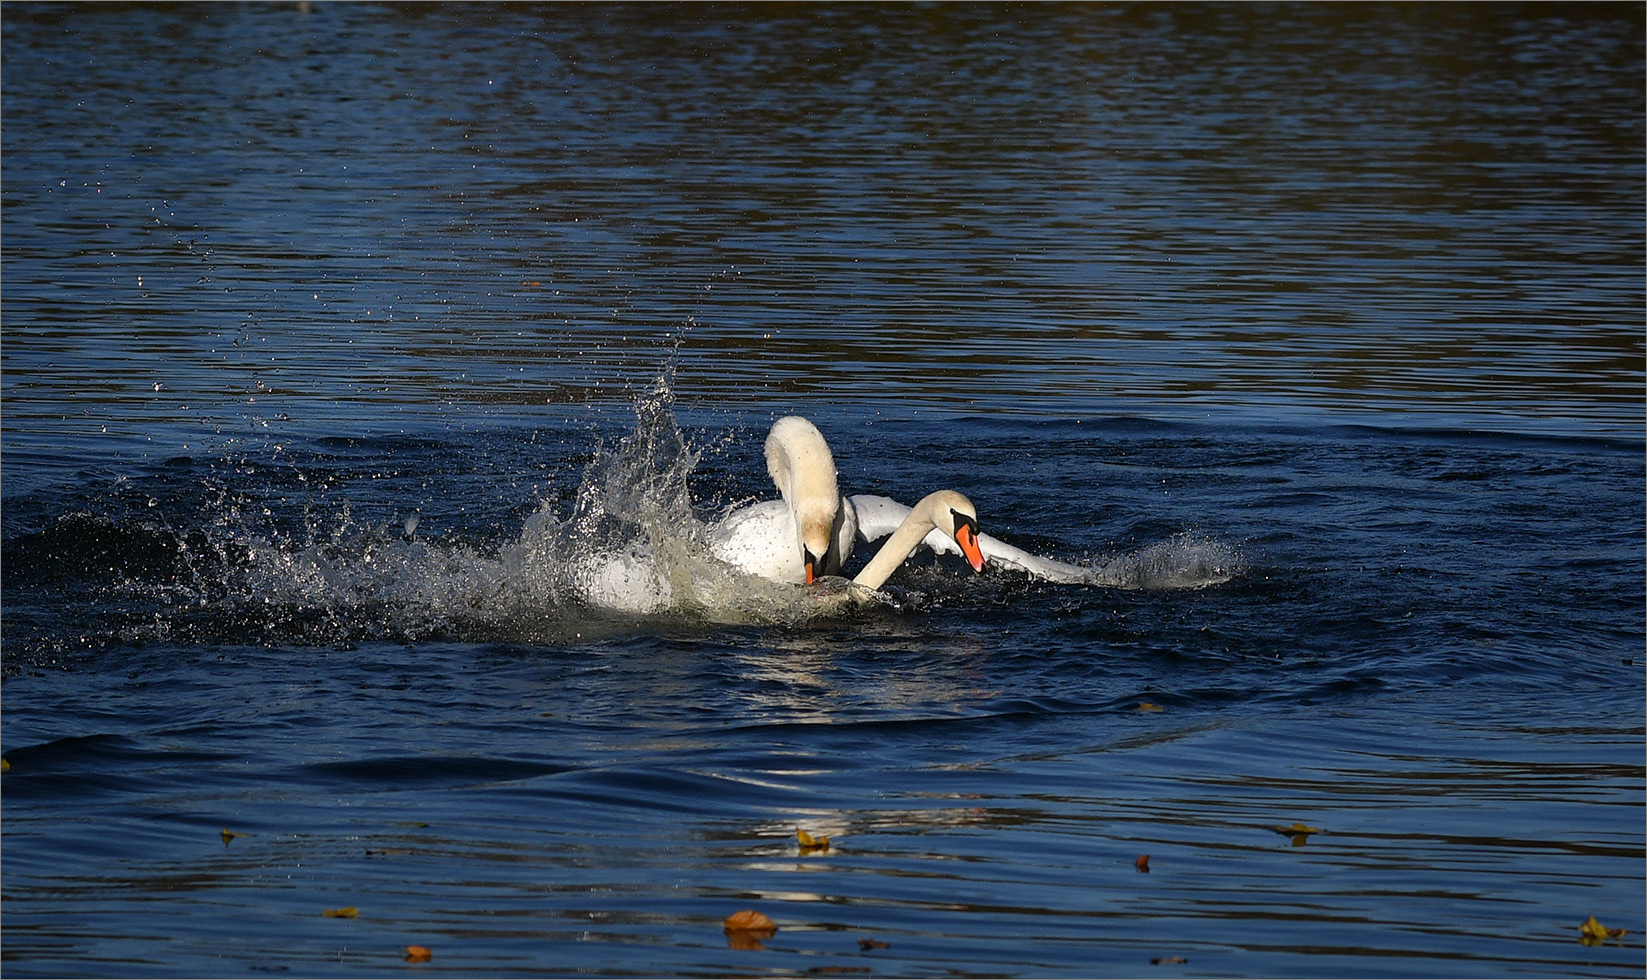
[848,494,912,543]
[847,494,1095,584]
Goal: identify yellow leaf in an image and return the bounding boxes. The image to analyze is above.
[796,827,831,851]
[1580,915,1629,945]
[220,828,244,845]
[1272,822,1321,846]
[1,758,10,772]
[322,906,358,919]
[1136,702,1164,713]
[404,944,433,962]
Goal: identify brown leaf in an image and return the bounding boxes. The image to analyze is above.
[404,944,433,962]
[857,937,890,950]
[1151,955,1188,964]
[724,909,777,950]
[1136,702,1164,712]
[1135,854,1150,873]
[322,906,359,919]
[724,909,776,933]
[220,828,245,846]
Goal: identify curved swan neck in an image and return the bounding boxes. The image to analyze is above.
[767,416,845,580]
[766,417,838,506]
[852,491,973,591]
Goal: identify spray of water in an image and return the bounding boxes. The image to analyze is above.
[1087,533,1243,590]
[9,373,1243,659]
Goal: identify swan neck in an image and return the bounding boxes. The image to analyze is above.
[851,504,938,591]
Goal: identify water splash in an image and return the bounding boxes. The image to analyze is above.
[4,375,1244,661]
[1086,533,1244,590]
[220,376,833,638]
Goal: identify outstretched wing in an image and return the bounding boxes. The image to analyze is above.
[847,494,1094,584]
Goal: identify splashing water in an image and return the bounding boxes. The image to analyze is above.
[1088,533,1243,590]
[6,375,1242,661]
[488,378,844,624]
[229,377,834,638]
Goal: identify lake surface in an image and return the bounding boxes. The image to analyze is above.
[2,4,1643,977]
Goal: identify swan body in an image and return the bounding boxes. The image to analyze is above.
[709,416,857,583]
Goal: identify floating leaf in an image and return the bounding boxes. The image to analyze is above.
[1271,822,1321,846]
[1151,955,1188,965]
[220,828,244,845]
[724,909,775,933]
[857,937,890,951]
[1580,915,1629,945]
[724,909,777,950]
[2,758,10,772]
[404,944,433,962]
[322,906,359,919]
[807,967,870,975]
[1135,854,1150,873]
[797,827,831,852]
[1136,702,1164,713]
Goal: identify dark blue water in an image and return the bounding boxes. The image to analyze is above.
[3,4,1643,977]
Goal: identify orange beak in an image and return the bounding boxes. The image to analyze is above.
[804,549,819,585]
[956,521,985,572]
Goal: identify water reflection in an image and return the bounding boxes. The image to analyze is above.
[3,2,1641,478]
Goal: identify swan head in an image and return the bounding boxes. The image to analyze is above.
[794,498,838,585]
[928,490,986,572]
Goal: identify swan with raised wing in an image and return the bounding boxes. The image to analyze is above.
[849,493,1094,584]
[711,415,1097,587]
[850,489,984,589]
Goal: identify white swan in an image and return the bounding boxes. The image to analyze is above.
[849,494,1095,584]
[709,416,857,584]
[709,416,1097,587]
[805,490,985,614]
[850,490,985,590]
